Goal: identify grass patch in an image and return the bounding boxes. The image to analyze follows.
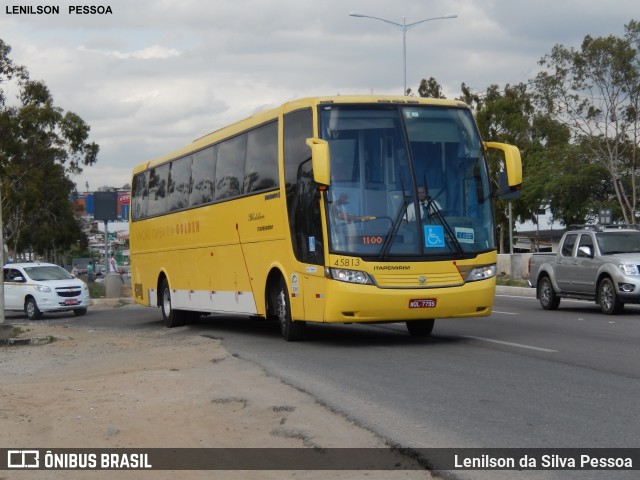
[496,276,529,287]
[89,283,106,298]
[13,326,29,337]
[88,282,132,299]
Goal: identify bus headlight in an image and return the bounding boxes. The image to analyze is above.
[329,268,373,285]
[466,264,496,282]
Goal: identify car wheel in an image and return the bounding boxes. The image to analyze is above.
[538,276,560,310]
[598,277,624,315]
[73,308,88,317]
[406,319,435,337]
[25,298,42,320]
[275,277,306,341]
[160,279,186,328]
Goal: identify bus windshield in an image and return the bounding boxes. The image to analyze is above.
[320,104,494,259]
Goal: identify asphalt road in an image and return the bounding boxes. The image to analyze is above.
[23,291,640,479]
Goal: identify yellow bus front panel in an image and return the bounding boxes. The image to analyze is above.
[319,276,495,323]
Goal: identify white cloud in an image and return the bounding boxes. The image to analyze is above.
[78,44,181,60]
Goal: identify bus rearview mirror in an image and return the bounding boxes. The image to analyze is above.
[484,141,522,190]
[306,138,330,186]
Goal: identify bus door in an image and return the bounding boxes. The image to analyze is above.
[295,158,327,322]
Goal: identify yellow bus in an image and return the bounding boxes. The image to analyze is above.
[130,96,522,341]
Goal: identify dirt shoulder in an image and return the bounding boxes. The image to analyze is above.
[0,315,433,480]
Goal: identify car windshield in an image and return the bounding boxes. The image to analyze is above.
[24,266,74,281]
[320,104,494,259]
[596,232,640,254]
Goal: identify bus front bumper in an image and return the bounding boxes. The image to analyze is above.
[320,278,495,323]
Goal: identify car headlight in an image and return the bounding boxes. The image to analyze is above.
[328,268,372,285]
[35,285,52,293]
[466,264,497,282]
[619,264,639,275]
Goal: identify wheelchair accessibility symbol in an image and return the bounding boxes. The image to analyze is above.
[424,225,445,248]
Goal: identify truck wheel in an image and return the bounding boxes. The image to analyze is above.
[598,278,624,315]
[538,276,560,310]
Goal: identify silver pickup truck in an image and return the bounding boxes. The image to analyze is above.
[528,225,640,314]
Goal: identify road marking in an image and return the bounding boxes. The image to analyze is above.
[462,335,558,352]
[495,294,536,299]
[491,310,518,315]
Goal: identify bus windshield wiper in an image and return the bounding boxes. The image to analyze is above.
[420,172,464,257]
[379,173,410,261]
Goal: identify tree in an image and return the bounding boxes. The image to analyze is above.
[459,82,538,251]
[0,39,99,258]
[533,20,640,224]
[407,77,447,98]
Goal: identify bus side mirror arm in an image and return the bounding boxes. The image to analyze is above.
[306,138,331,187]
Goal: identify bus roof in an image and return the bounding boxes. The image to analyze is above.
[131,95,469,175]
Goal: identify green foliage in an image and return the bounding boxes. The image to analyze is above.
[88,282,106,299]
[533,20,640,224]
[408,77,447,98]
[0,38,99,258]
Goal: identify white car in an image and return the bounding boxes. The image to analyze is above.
[3,262,90,319]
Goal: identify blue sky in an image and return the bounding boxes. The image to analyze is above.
[0,0,636,191]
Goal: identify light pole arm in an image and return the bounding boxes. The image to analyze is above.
[349,12,403,29]
[349,11,457,95]
[405,14,457,30]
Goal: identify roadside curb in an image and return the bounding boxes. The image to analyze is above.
[495,285,536,297]
[0,336,55,347]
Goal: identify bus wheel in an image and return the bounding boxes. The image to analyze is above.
[275,278,306,341]
[406,319,434,337]
[160,279,186,328]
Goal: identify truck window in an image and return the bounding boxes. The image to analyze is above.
[561,234,578,257]
[577,234,594,257]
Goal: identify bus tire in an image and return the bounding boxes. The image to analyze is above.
[275,278,306,341]
[406,319,434,337]
[160,279,186,328]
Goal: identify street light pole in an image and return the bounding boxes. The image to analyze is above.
[349,12,457,95]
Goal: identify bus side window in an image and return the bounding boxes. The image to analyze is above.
[168,155,192,212]
[244,122,278,193]
[147,163,170,217]
[189,146,216,206]
[216,135,246,200]
[132,171,149,220]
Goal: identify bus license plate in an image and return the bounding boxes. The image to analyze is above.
[64,299,79,305]
[409,298,436,308]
